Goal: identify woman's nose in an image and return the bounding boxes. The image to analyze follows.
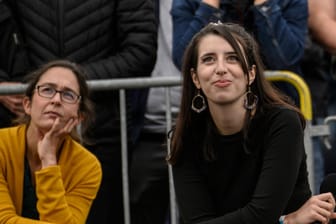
[215,60,227,75]
[50,92,62,104]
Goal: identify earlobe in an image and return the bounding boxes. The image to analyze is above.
[22,97,31,115]
[249,65,256,85]
[191,68,201,89]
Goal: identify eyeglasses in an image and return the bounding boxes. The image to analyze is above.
[36,85,81,104]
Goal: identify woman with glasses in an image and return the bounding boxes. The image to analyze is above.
[0,60,102,223]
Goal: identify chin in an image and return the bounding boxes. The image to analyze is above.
[38,121,54,131]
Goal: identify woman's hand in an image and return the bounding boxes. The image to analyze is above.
[0,82,24,116]
[254,0,267,6]
[202,0,220,8]
[285,193,336,224]
[37,116,79,168]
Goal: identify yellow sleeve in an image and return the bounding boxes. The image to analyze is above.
[0,172,51,224]
[35,164,101,224]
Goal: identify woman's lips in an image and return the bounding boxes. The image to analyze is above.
[44,111,63,117]
[214,80,231,87]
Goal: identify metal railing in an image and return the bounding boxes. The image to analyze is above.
[0,71,331,223]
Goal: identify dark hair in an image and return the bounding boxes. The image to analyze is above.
[16,60,95,144]
[167,23,305,164]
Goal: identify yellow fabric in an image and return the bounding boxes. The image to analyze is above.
[0,125,102,224]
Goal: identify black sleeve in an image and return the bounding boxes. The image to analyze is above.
[0,1,29,82]
[83,0,157,79]
[0,2,12,81]
[173,109,309,224]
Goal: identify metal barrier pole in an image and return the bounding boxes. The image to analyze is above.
[165,87,178,224]
[119,89,131,224]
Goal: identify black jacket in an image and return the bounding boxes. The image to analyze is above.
[7,0,157,145]
[0,0,28,127]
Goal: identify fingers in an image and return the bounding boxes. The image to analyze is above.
[37,116,79,168]
[0,95,24,115]
[63,117,79,133]
[289,193,336,224]
[310,193,336,222]
[316,193,336,209]
[49,116,79,137]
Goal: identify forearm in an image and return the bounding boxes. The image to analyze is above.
[35,166,85,224]
[309,0,336,54]
[0,216,50,224]
[172,1,223,69]
[202,0,220,8]
[252,0,308,69]
[0,174,51,224]
[254,0,267,5]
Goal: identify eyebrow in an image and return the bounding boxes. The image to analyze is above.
[200,50,237,56]
[199,51,238,59]
[37,82,79,94]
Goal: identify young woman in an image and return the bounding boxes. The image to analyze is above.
[0,60,102,223]
[168,22,336,224]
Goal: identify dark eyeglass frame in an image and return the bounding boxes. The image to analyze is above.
[36,85,81,104]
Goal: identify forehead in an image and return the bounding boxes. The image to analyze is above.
[38,67,80,91]
[198,34,234,54]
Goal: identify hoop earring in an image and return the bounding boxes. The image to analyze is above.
[244,86,258,110]
[191,89,207,113]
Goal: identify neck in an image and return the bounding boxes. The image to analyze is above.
[208,100,247,135]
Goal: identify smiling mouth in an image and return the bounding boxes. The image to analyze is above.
[214,80,231,87]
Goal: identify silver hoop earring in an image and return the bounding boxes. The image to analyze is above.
[244,86,258,110]
[191,89,207,113]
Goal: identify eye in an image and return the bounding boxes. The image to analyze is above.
[201,55,216,64]
[226,55,239,63]
[62,90,77,101]
[40,86,55,95]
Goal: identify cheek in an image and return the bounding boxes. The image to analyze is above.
[64,105,80,117]
[197,67,213,83]
[29,98,44,115]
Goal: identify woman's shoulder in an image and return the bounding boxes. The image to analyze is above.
[0,125,26,147]
[254,106,303,130]
[261,106,300,119]
[0,124,24,134]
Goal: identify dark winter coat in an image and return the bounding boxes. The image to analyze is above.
[6,0,157,145]
[0,0,28,127]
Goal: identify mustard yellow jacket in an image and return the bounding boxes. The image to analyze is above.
[0,125,102,224]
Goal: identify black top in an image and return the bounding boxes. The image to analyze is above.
[173,107,311,224]
[22,157,38,219]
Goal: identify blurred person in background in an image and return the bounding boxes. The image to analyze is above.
[130,0,180,223]
[0,1,28,128]
[302,0,336,186]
